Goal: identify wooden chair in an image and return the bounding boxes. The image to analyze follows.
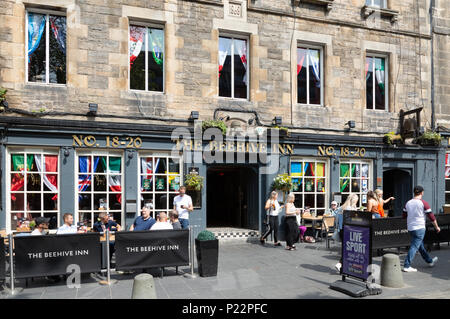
[319,216,336,248]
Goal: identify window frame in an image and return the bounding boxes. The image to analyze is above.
[218,33,250,100]
[128,21,165,93]
[137,152,184,219]
[6,147,61,233]
[289,157,329,215]
[75,150,125,228]
[339,159,373,207]
[296,44,324,106]
[365,0,387,8]
[25,8,67,85]
[366,52,389,111]
[445,152,450,205]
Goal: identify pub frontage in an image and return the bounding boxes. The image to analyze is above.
[0,115,447,240]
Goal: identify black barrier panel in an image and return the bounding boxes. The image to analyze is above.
[114,230,189,271]
[371,217,410,250]
[343,210,372,227]
[0,239,5,280]
[424,214,450,244]
[14,233,102,279]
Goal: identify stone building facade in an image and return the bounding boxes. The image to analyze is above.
[0,0,447,236]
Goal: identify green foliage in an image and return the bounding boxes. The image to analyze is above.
[184,173,204,191]
[417,131,443,146]
[196,230,216,241]
[383,132,402,145]
[29,220,36,230]
[272,173,293,192]
[202,120,227,135]
[0,88,6,102]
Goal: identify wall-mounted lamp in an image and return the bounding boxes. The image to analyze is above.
[331,154,339,164]
[128,150,135,159]
[273,116,282,126]
[345,120,356,129]
[189,111,199,121]
[63,147,70,157]
[88,103,98,116]
[1,100,8,109]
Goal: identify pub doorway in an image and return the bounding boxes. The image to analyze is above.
[383,169,413,217]
[206,166,259,230]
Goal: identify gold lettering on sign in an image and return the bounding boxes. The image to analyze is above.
[73,135,83,147]
[236,142,245,152]
[84,135,96,147]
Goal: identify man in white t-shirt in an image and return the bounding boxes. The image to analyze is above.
[150,212,173,230]
[402,185,440,272]
[57,213,80,234]
[173,186,193,229]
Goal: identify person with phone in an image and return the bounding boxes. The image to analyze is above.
[173,186,193,229]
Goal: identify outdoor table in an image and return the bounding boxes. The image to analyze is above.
[301,215,323,239]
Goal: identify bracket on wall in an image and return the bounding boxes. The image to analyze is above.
[362,5,399,23]
[298,0,334,11]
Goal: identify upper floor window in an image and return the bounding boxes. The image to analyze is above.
[129,25,164,92]
[219,36,248,99]
[366,0,386,8]
[297,46,323,105]
[26,11,66,84]
[445,152,450,204]
[366,55,388,110]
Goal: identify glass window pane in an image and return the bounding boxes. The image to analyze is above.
[446,193,450,205]
[361,179,369,193]
[28,154,38,172]
[340,164,350,178]
[94,194,107,210]
[168,158,180,174]
[11,154,24,171]
[79,174,92,192]
[108,157,122,173]
[297,48,307,104]
[305,178,315,192]
[43,193,57,210]
[291,162,302,177]
[366,57,373,109]
[308,49,321,105]
[11,174,24,191]
[155,158,167,174]
[351,164,360,178]
[94,175,107,191]
[79,194,92,210]
[233,38,247,99]
[27,193,41,211]
[44,174,58,191]
[375,58,386,110]
[43,155,58,172]
[148,28,164,92]
[141,177,153,192]
[11,193,24,211]
[316,178,325,193]
[219,37,232,97]
[79,156,91,173]
[446,180,450,192]
[292,178,302,192]
[316,163,325,177]
[141,194,154,209]
[95,156,106,173]
[304,162,314,176]
[294,195,302,209]
[317,194,325,208]
[44,213,58,229]
[361,164,369,178]
[169,175,180,191]
[130,25,146,90]
[305,194,315,208]
[141,157,153,175]
[27,174,41,191]
[49,15,66,84]
[155,176,167,191]
[79,212,92,228]
[351,179,360,193]
[155,193,168,210]
[340,179,350,193]
[109,193,121,210]
[109,175,121,192]
[28,12,47,82]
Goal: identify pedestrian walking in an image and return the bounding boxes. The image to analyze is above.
[402,185,440,272]
[260,191,283,246]
[374,189,394,218]
[284,193,301,251]
[334,193,359,272]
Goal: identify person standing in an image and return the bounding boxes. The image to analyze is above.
[284,193,301,251]
[130,206,156,231]
[366,191,381,219]
[374,189,394,218]
[173,186,193,229]
[402,185,440,272]
[260,191,283,246]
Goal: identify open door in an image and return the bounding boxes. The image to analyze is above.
[383,169,412,217]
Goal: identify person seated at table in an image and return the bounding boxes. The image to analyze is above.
[296,208,309,243]
[57,213,82,234]
[93,211,121,233]
[374,189,395,218]
[169,211,182,230]
[130,206,156,231]
[150,212,173,230]
[367,191,381,219]
[31,217,50,236]
[325,201,340,216]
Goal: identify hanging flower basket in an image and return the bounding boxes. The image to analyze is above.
[272,173,293,193]
[415,131,442,146]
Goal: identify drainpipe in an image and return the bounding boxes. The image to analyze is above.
[430,0,436,131]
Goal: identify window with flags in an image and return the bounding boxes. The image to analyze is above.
[445,152,450,204]
[77,152,123,228]
[129,24,164,92]
[219,36,248,99]
[290,159,328,216]
[139,154,183,219]
[339,160,371,207]
[297,46,323,105]
[8,150,59,232]
[365,0,387,8]
[26,10,66,84]
[366,55,388,110]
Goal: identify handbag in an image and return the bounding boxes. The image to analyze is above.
[332,229,341,242]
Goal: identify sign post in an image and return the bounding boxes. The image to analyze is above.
[4,234,23,296]
[184,225,197,279]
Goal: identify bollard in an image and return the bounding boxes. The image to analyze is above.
[380,253,404,288]
[131,273,157,299]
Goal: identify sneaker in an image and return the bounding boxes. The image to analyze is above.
[402,267,417,272]
[428,257,438,267]
[335,262,342,272]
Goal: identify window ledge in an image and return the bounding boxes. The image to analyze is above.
[299,0,334,11]
[362,5,399,23]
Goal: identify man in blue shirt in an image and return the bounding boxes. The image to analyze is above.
[93,211,121,232]
[130,206,156,231]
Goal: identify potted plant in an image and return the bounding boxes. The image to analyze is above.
[272,173,293,203]
[184,173,204,208]
[383,132,403,145]
[202,120,227,136]
[195,230,218,277]
[416,131,443,146]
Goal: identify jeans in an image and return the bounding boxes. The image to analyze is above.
[261,215,279,242]
[404,228,433,268]
[179,218,189,229]
[373,213,381,219]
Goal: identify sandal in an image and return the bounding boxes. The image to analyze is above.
[274,242,281,246]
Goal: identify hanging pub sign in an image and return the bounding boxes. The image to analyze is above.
[114,230,189,270]
[14,233,102,279]
[0,238,5,280]
[188,167,199,175]
[342,211,372,281]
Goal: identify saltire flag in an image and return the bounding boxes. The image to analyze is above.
[34,155,58,200]
[28,13,46,62]
[50,15,66,54]
[108,157,122,204]
[129,26,145,66]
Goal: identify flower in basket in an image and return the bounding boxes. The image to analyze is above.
[272,173,293,192]
[184,173,204,191]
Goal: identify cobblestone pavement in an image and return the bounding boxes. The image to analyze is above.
[2,239,449,299]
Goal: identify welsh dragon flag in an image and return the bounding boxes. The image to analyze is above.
[375,58,385,94]
[108,157,122,204]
